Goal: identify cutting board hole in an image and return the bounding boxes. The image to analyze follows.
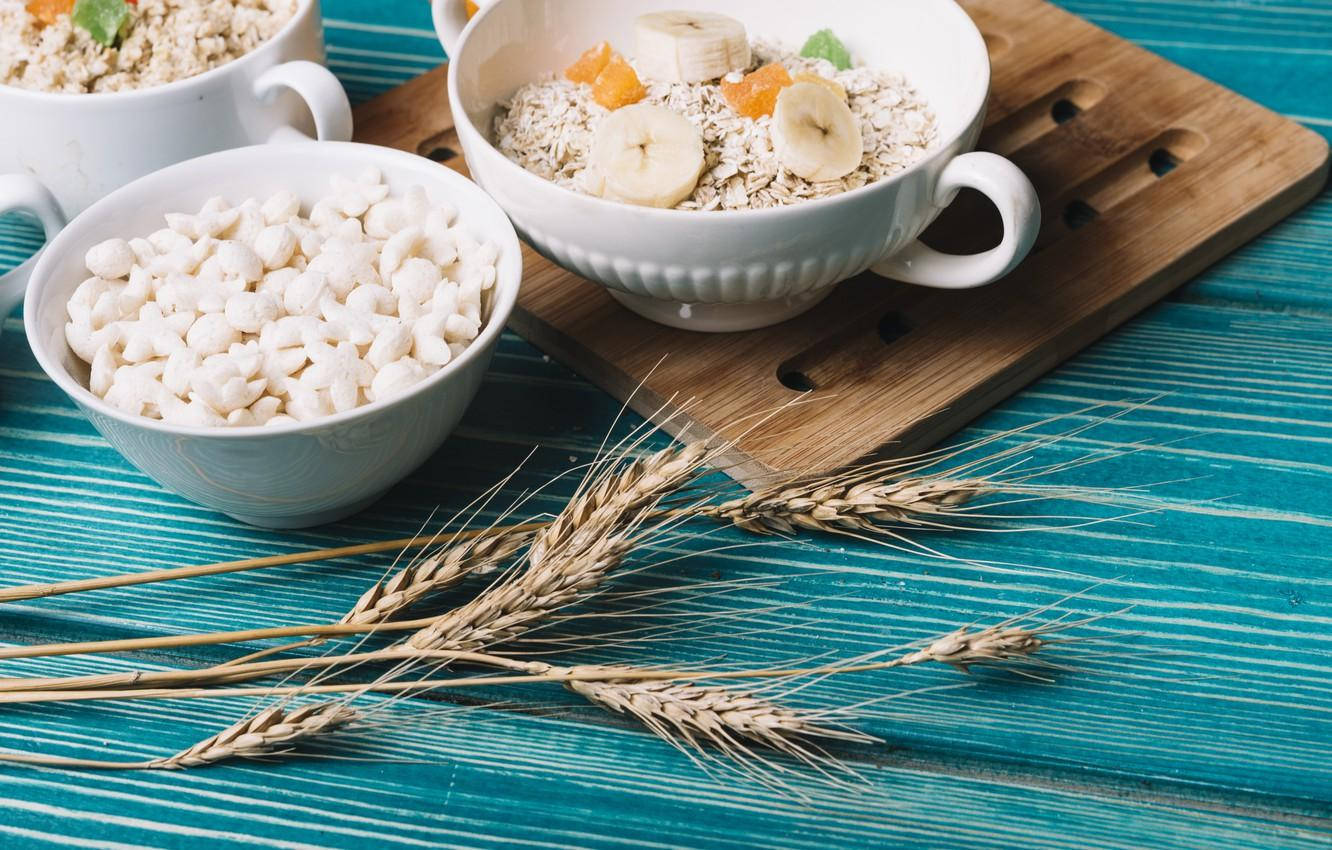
[982,79,1107,155]
[1063,200,1100,230]
[1051,98,1081,124]
[877,311,913,345]
[1149,148,1180,177]
[416,129,461,162]
[778,369,817,393]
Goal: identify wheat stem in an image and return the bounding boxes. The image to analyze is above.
[0,617,1069,703]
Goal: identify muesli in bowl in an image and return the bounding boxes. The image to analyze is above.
[495,17,939,212]
[438,0,1040,332]
[1,0,297,93]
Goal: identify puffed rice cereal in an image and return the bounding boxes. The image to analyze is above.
[64,170,499,428]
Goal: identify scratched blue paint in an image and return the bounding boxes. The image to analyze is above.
[0,1,1329,847]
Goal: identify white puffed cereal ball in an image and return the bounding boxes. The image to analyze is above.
[412,313,453,367]
[345,283,396,315]
[225,291,279,334]
[391,257,442,305]
[283,271,330,317]
[185,312,241,357]
[155,273,199,315]
[148,227,191,256]
[443,313,481,344]
[366,319,413,370]
[216,240,263,283]
[64,321,118,363]
[162,348,201,397]
[89,345,119,397]
[252,224,297,270]
[370,356,427,402]
[364,199,408,239]
[285,382,333,421]
[261,190,301,225]
[85,238,135,280]
[227,408,257,427]
[128,238,156,266]
[264,414,298,427]
[249,395,283,425]
[66,277,109,326]
[309,199,346,233]
[379,226,424,279]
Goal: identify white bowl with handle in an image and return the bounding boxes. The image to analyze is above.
[23,142,521,529]
[0,0,353,335]
[435,0,1040,332]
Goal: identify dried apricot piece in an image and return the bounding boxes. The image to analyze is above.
[565,41,613,85]
[794,71,847,102]
[592,54,647,110]
[720,63,793,119]
[464,0,480,19]
[25,0,73,26]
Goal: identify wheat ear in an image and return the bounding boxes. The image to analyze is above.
[406,443,707,653]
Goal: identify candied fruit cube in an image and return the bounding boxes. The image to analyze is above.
[720,63,793,119]
[592,54,647,110]
[565,41,613,84]
[464,0,479,18]
[801,29,853,70]
[794,71,847,101]
[25,0,73,26]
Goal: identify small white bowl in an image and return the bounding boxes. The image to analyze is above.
[436,0,1040,332]
[24,142,522,529]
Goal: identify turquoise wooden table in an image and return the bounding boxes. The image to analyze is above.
[1,1,1330,847]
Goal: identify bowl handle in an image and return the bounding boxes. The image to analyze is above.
[253,60,354,144]
[434,0,491,59]
[872,152,1040,290]
[0,175,66,327]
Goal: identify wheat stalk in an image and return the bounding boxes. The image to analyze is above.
[699,473,987,535]
[405,443,708,654]
[0,702,358,769]
[342,530,529,627]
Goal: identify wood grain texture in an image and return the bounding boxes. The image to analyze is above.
[0,0,1330,846]
[347,0,1329,489]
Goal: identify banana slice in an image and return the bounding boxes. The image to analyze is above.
[771,81,864,182]
[588,104,705,208]
[635,10,751,83]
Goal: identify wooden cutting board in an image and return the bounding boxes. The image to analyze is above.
[351,0,1329,487]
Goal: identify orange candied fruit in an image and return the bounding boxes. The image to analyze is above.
[592,54,647,110]
[721,63,794,119]
[25,0,73,26]
[464,0,480,19]
[565,41,612,85]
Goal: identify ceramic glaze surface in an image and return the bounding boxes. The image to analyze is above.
[23,142,522,527]
[436,0,1040,330]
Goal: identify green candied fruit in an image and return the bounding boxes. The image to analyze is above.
[800,28,852,71]
[71,0,130,47]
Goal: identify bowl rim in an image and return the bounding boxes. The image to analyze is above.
[443,0,990,222]
[24,140,523,441]
[0,0,318,102]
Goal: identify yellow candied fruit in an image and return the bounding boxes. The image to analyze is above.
[720,63,794,119]
[464,0,480,20]
[25,0,73,26]
[592,54,647,110]
[794,71,847,102]
[565,41,613,85]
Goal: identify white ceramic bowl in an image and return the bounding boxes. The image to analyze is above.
[435,0,1040,332]
[0,0,353,329]
[24,142,522,529]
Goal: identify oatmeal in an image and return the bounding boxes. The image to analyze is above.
[0,0,297,94]
[494,20,937,212]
